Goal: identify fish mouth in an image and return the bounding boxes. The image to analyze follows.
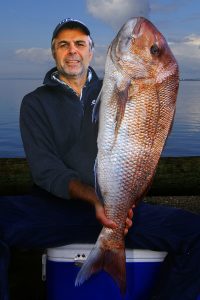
[110,17,146,58]
[132,17,145,37]
[109,17,145,73]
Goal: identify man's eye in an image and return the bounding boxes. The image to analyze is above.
[60,43,68,48]
[76,42,85,47]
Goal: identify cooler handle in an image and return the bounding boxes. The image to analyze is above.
[42,254,47,281]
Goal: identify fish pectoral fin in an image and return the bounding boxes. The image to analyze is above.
[75,245,126,295]
[114,83,130,134]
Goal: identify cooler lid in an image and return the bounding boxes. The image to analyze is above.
[47,244,167,262]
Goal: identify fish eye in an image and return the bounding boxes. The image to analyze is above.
[150,44,160,56]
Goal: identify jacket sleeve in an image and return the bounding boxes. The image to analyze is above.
[20,93,79,199]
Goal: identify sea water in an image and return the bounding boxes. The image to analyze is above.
[0,79,199,157]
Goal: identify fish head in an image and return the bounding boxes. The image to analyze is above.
[110,17,179,83]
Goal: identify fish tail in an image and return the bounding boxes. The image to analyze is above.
[75,245,126,294]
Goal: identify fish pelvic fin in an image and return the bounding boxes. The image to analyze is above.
[75,245,126,295]
[94,159,104,204]
[92,88,102,123]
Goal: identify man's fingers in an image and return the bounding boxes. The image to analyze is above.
[124,205,135,235]
[95,203,135,232]
[124,228,129,236]
[127,208,134,219]
[125,218,133,229]
[95,205,117,229]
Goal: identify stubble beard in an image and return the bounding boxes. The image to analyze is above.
[59,62,87,79]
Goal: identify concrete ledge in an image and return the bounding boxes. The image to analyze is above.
[0,157,200,213]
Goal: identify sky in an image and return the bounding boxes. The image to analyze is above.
[1,0,200,79]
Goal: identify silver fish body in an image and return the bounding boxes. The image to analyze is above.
[76,17,179,293]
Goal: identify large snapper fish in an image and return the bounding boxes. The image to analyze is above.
[76,17,179,293]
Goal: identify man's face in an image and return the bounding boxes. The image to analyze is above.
[52,28,93,80]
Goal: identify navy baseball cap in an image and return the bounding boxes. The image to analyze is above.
[52,18,90,41]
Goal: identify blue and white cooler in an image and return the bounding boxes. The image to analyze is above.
[44,244,167,300]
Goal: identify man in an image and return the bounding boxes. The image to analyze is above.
[0,18,132,300]
[20,18,128,230]
[0,18,200,300]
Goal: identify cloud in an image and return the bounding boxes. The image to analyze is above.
[169,34,200,78]
[15,48,53,64]
[170,34,200,59]
[86,0,150,30]
[183,34,200,46]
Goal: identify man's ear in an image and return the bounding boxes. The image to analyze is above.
[52,50,56,60]
[89,50,94,62]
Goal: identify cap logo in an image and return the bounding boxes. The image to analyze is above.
[58,18,88,28]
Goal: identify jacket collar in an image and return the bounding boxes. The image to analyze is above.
[43,66,99,88]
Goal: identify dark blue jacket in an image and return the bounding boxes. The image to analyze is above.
[20,67,102,199]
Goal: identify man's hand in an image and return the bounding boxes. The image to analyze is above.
[69,179,134,234]
[95,201,135,235]
[95,202,117,229]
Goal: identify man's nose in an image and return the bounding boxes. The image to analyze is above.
[68,43,77,54]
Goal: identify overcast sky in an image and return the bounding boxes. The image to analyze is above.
[1,0,200,79]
